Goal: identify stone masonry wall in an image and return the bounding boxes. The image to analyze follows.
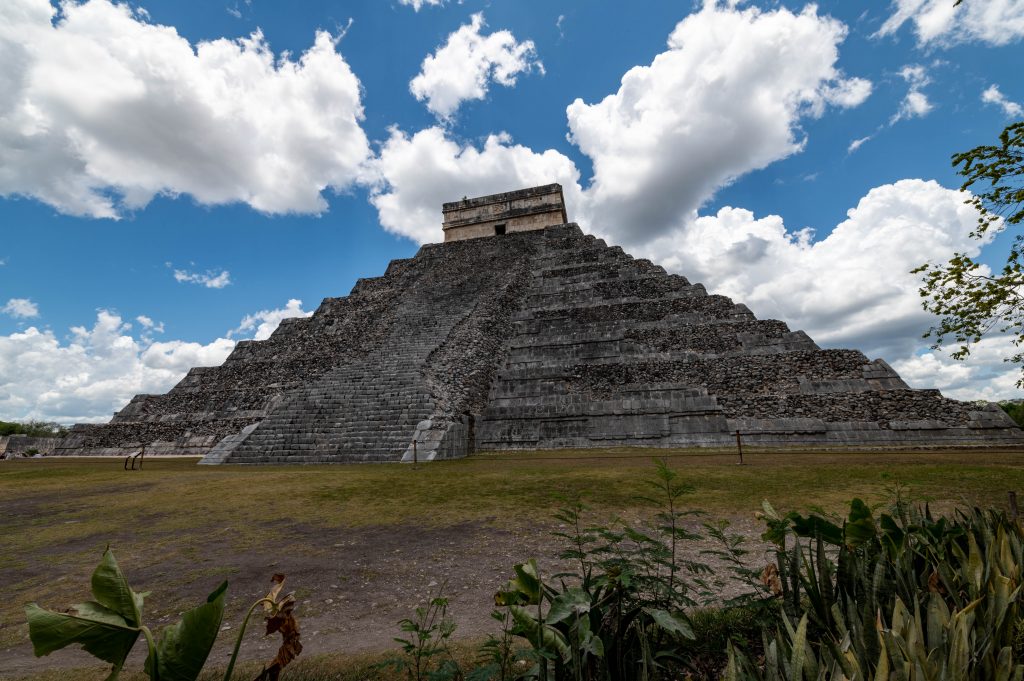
[474,225,1022,450]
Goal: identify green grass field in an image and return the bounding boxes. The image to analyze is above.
[2,447,1024,680]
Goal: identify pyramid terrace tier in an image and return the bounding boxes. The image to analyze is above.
[56,223,1024,461]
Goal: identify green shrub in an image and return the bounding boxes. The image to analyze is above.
[681,606,766,680]
[727,494,1024,680]
[384,585,462,681]
[0,419,68,437]
[479,460,772,681]
[1001,401,1024,427]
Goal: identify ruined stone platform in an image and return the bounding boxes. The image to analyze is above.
[58,223,1023,463]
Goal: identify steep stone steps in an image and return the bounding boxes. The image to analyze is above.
[209,228,547,463]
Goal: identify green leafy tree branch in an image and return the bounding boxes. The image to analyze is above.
[914,121,1024,384]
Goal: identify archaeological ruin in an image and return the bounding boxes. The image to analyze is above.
[57,184,1024,463]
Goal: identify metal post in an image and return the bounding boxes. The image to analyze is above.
[413,438,418,467]
[735,430,744,465]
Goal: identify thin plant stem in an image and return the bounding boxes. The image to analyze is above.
[141,625,159,681]
[222,597,273,681]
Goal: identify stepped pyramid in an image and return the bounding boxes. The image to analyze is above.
[59,184,1023,462]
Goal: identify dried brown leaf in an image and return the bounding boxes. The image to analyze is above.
[760,563,783,596]
[262,573,286,613]
[252,575,302,681]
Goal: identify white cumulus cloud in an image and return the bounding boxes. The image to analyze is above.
[0,298,315,423]
[891,65,933,123]
[566,1,872,246]
[410,13,542,121]
[878,0,1024,46]
[232,298,312,341]
[0,310,234,422]
[3,298,39,319]
[633,179,1021,399]
[898,91,933,120]
[823,77,874,108]
[398,0,444,10]
[892,336,1022,401]
[0,0,370,218]
[373,2,872,248]
[982,84,1024,118]
[135,315,163,332]
[173,268,232,289]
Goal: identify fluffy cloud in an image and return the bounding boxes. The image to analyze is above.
[410,13,542,121]
[365,126,581,243]
[398,0,444,10]
[3,298,39,319]
[896,91,932,120]
[373,3,871,247]
[173,268,232,289]
[878,0,1024,46]
[823,77,874,108]
[0,0,369,218]
[892,336,1022,401]
[135,315,164,333]
[982,84,1024,118]
[632,179,1023,399]
[0,311,233,422]
[0,299,314,422]
[892,65,933,123]
[232,298,312,341]
[565,2,871,246]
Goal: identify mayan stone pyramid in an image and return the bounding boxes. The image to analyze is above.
[58,184,1023,463]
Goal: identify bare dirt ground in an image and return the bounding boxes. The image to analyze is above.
[5,448,1023,680]
[0,514,768,680]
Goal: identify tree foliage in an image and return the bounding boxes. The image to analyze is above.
[1000,400,1024,427]
[0,419,68,438]
[915,121,1024,384]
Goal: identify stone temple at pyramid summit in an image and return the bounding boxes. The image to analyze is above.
[58,184,1023,463]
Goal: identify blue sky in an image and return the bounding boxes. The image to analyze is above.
[1,0,1023,423]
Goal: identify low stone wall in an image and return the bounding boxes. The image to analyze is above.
[0,435,60,458]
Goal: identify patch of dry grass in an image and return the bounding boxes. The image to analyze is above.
[2,447,1024,679]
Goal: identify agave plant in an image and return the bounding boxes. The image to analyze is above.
[727,496,1024,680]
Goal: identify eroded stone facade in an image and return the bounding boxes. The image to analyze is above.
[57,219,1023,463]
[442,184,568,242]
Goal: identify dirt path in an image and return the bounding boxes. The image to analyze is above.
[0,515,769,680]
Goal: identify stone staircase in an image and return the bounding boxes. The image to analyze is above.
[200,231,544,463]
